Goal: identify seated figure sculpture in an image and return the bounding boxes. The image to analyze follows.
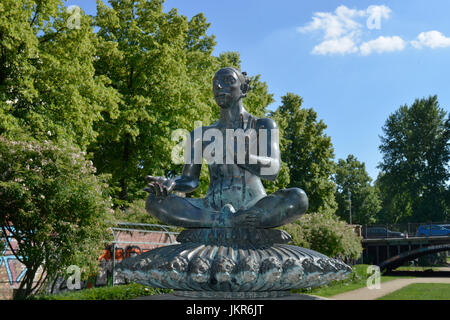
[144,67,308,229]
[117,67,351,298]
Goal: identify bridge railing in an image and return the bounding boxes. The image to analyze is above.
[362,221,450,239]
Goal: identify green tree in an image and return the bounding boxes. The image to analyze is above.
[0,137,113,298]
[271,93,337,214]
[377,95,450,223]
[91,0,218,205]
[91,4,276,205]
[0,0,119,148]
[334,155,381,225]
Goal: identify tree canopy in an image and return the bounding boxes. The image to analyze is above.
[0,137,113,297]
[91,0,217,204]
[91,1,275,205]
[334,154,381,225]
[0,0,119,148]
[376,95,450,223]
[270,93,337,214]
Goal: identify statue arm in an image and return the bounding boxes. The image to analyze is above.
[237,118,280,181]
[172,163,201,193]
[172,127,202,193]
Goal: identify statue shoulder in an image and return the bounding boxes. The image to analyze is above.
[256,117,278,130]
[189,122,218,136]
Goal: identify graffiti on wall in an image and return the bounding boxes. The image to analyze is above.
[0,228,27,288]
[95,244,153,287]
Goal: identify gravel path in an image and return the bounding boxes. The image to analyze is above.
[330,277,450,300]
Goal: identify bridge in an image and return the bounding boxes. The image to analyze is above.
[361,235,450,271]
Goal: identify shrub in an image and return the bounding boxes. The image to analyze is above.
[281,212,363,260]
[28,283,170,300]
[113,199,161,224]
[0,137,114,298]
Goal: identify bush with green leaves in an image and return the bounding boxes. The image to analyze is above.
[28,283,170,300]
[281,212,363,260]
[0,137,114,298]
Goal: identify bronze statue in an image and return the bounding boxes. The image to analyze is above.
[144,67,308,229]
[117,67,352,299]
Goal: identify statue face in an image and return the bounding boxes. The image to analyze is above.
[213,69,242,108]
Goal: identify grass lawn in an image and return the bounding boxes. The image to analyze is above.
[296,275,408,298]
[394,266,444,272]
[28,283,172,300]
[378,283,450,300]
[292,264,413,298]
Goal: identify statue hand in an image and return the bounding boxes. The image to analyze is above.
[231,208,259,228]
[144,175,176,199]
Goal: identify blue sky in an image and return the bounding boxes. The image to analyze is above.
[68,0,450,181]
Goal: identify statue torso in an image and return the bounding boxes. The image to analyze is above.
[205,163,266,211]
[201,122,266,211]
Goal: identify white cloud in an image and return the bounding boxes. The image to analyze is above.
[297,5,366,40]
[298,5,392,55]
[360,36,406,55]
[366,5,391,30]
[299,5,450,56]
[411,31,450,49]
[312,37,359,55]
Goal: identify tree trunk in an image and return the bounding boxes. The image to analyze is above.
[15,266,38,299]
[0,33,6,87]
[120,136,130,201]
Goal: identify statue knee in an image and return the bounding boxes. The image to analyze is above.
[145,194,158,211]
[145,194,176,225]
[145,195,163,220]
[286,188,309,214]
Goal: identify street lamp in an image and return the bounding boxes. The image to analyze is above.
[348,190,352,225]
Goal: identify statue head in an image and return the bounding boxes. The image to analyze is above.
[213,67,251,108]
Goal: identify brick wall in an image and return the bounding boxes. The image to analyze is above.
[0,234,46,300]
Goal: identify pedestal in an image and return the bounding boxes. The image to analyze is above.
[116,228,352,298]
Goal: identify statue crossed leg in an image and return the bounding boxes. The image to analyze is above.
[146,181,308,229]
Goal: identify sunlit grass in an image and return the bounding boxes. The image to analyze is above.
[378,283,450,300]
[292,264,413,298]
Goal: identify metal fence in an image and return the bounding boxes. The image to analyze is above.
[111,221,180,244]
[361,221,450,239]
